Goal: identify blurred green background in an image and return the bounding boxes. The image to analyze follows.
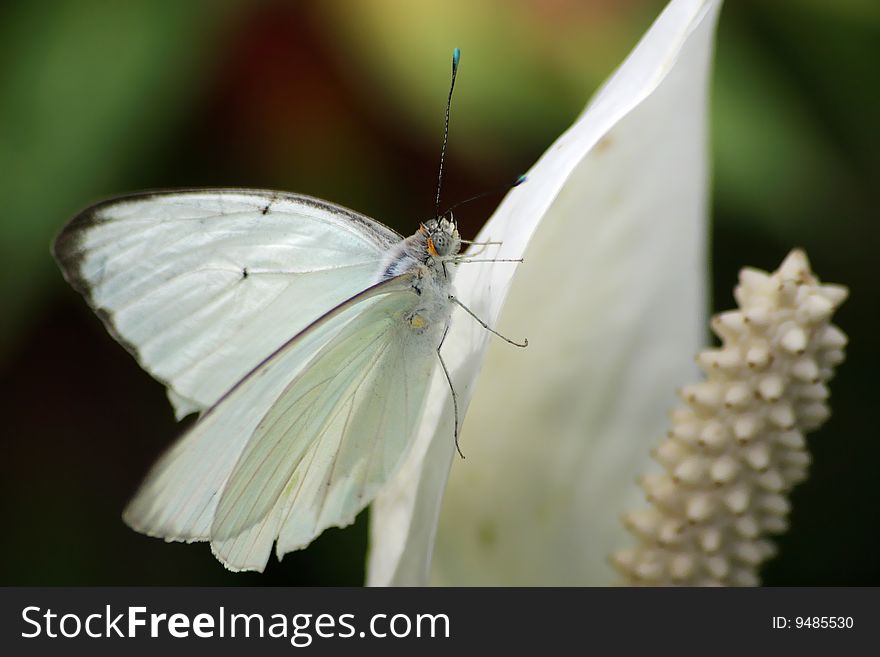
[1,0,877,585]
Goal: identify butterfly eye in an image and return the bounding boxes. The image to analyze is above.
[431,232,449,255]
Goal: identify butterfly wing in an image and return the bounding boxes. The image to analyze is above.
[53,189,401,418]
[123,273,441,572]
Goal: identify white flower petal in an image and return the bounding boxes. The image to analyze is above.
[367,0,722,586]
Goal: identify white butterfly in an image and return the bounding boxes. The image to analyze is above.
[52,51,524,572]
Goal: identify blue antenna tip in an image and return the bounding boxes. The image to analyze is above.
[452,48,460,68]
[514,174,527,186]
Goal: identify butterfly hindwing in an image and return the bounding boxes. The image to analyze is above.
[123,273,440,572]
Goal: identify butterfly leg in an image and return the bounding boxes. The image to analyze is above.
[437,324,464,459]
[453,257,523,264]
[459,239,502,257]
[448,295,529,348]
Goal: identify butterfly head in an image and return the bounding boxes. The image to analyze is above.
[421,214,461,260]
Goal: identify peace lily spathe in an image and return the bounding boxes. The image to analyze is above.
[367,0,723,585]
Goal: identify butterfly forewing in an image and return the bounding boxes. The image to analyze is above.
[53,190,401,418]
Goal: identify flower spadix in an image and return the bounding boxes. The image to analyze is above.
[368,0,723,585]
[612,250,847,586]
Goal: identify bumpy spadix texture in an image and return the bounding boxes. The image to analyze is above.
[612,250,847,586]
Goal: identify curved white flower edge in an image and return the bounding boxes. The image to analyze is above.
[367,0,723,586]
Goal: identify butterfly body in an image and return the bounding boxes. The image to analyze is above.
[380,216,461,339]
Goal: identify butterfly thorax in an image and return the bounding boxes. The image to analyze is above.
[378,216,460,337]
[379,217,460,278]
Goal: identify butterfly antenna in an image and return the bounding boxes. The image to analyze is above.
[443,174,527,217]
[435,48,460,220]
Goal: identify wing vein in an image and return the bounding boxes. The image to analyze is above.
[312,339,393,532]
[212,326,392,538]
